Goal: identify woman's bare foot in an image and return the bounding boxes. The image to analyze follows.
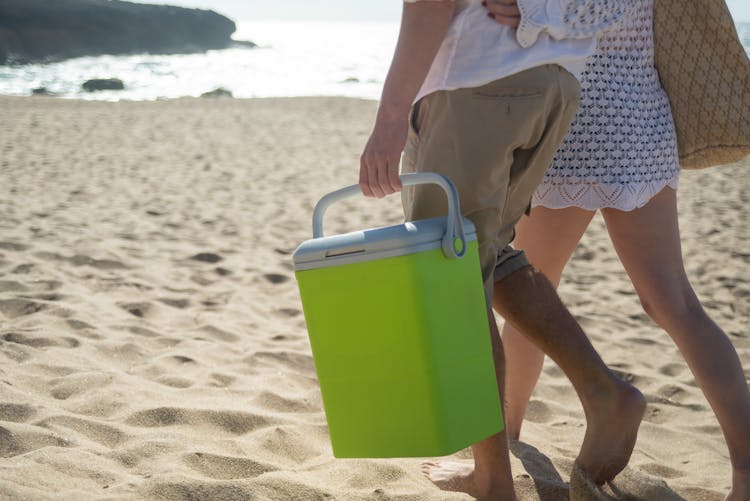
[576,380,646,484]
[421,461,517,501]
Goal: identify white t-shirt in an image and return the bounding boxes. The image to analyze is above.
[404,0,634,102]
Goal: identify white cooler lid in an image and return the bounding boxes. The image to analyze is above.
[293,216,476,272]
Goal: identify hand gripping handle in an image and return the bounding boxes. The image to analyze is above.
[311,173,467,259]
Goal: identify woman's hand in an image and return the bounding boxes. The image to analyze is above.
[482,0,521,28]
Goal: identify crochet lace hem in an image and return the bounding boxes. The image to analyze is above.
[532,176,679,211]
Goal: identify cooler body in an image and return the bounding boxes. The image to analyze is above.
[294,217,503,458]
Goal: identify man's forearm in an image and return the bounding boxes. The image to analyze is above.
[378,1,456,119]
[359,1,455,198]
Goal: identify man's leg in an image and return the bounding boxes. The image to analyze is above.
[405,65,643,496]
[402,70,561,500]
[482,65,645,483]
[498,206,596,439]
[493,265,646,483]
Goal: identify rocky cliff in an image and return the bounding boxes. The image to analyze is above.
[0,0,239,65]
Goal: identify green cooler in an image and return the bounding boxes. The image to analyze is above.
[293,173,503,458]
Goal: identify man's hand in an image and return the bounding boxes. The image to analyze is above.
[356,1,455,198]
[483,0,521,28]
[359,108,408,198]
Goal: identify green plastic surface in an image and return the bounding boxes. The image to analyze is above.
[296,240,504,458]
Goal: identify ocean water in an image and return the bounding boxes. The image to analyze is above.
[0,20,748,101]
[739,21,750,56]
[0,21,399,101]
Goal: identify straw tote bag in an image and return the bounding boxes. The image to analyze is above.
[653,0,750,169]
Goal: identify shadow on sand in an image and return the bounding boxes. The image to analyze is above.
[510,440,687,501]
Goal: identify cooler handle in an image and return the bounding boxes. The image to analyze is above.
[312,173,467,259]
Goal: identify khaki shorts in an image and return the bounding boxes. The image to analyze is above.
[401,64,580,296]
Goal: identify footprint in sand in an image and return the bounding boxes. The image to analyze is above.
[276,307,301,317]
[189,252,223,264]
[0,423,72,458]
[254,391,317,413]
[198,325,239,343]
[245,351,316,374]
[656,384,686,401]
[11,263,34,274]
[144,481,255,500]
[264,273,290,284]
[214,267,232,276]
[340,460,408,488]
[280,261,294,272]
[0,298,45,319]
[126,408,273,435]
[659,362,687,378]
[190,273,215,286]
[0,281,29,293]
[648,394,705,412]
[109,441,178,469]
[117,301,152,318]
[729,329,747,339]
[643,404,668,424]
[49,372,113,400]
[31,292,65,302]
[124,326,160,338]
[605,465,686,500]
[254,426,323,463]
[66,319,95,331]
[627,312,651,323]
[68,254,127,270]
[694,423,722,435]
[638,462,684,480]
[0,403,36,423]
[182,452,277,479]
[209,373,235,387]
[36,415,127,448]
[157,297,190,309]
[624,335,658,345]
[3,332,79,349]
[523,399,554,424]
[0,242,30,251]
[167,355,196,365]
[155,376,194,389]
[0,343,32,363]
[34,280,63,291]
[33,251,127,270]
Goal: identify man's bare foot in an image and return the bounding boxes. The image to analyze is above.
[421,461,517,501]
[576,380,646,484]
[725,466,750,501]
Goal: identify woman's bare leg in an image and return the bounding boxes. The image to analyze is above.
[601,187,750,499]
[493,206,595,439]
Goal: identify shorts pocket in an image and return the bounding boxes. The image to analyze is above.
[409,98,424,135]
[471,88,543,100]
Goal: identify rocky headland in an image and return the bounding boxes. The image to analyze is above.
[0,0,252,65]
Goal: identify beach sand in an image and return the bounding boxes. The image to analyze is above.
[0,95,747,500]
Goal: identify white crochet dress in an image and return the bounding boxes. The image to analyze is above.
[532,0,680,211]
